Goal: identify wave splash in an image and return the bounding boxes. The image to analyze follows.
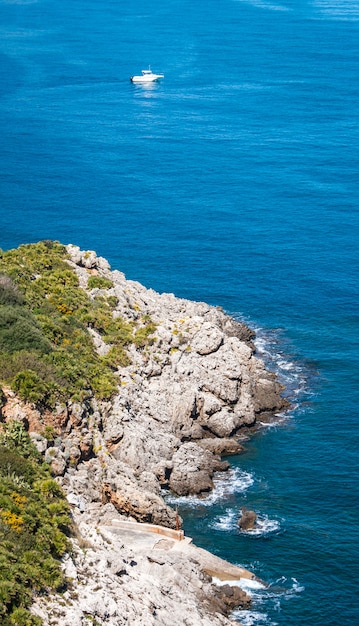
[164,467,254,507]
[211,508,282,536]
[232,576,305,625]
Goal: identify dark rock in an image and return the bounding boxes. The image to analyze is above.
[197,437,245,456]
[209,583,251,615]
[114,568,127,576]
[238,508,257,530]
[253,375,290,414]
[222,317,256,349]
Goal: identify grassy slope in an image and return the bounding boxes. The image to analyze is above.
[0,241,156,624]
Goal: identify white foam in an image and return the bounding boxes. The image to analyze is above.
[211,508,237,531]
[231,575,304,624]
[211,508,282,537]
[251,325,311,404]
[165,467,254,507]
[236,0,291,13]
[280,577,305,595]
[239,577,267,591]
[232,609,273,625]
[239,514,281,537]
[213,575,266,591]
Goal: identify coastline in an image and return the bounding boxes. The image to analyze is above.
[0,242,289,624]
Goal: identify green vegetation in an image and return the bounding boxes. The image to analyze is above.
[87,275,113,290]
[0,421,71,625]
[0,241,156,407]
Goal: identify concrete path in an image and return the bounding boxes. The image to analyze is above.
[100,519,256,583]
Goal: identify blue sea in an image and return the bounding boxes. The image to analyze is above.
[1,0,358,623]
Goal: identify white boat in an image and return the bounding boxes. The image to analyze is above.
[130,67,164,83]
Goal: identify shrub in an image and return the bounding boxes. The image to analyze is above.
[0,306,52,355]
[134,322,157,348]
[0,421,40,459]
[87,276,113,290]
[8,607,41,626]
[0,275,24,306]
[12,370,49,404]
[0,242,157,406]
[0,423,71,623]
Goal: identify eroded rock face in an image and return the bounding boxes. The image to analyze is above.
[1,244,291,626]
[210,583,252,614]
[2,246,289,529]
[169,442,216,496]
[30,511,253,626]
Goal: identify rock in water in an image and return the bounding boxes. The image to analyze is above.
[239,507,257,530]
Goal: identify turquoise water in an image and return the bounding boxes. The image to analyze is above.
[1,0,358,623]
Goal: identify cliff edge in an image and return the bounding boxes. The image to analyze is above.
[0,242,289,625]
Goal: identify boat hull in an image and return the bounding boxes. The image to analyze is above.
[130,74,164,83]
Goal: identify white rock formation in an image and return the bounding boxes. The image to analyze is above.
[2,245,288,625]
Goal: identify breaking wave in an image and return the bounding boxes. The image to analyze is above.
[164,467,254,507]
[211,508,282,536]
[232,576,305,625]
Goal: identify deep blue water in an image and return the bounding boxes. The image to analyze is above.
[1,0,358,623]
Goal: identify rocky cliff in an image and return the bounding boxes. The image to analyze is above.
[0,243,289,625]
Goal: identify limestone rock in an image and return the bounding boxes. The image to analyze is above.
[191,322,224,355]
[44,447,66,476]
[211,583,251,614]
[238,508,257,531]
[14,242,292,625]
[197,438,245,456]
[253,375,290,414]
[79,433,93,460]
[205,408,240,438]
[29,432,48,454]
[169,442,216,496]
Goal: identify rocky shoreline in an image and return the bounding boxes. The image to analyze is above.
[1,244,290,625]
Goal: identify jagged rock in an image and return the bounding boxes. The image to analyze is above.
[110,415,179,475]
[221,317,256,348]
[197,438,245,456]
[169,442,216,495]
[238,508,257,530]
[102,483,178,528]
[29,432,48,454]
[61,554,78,581]
[65,443,81,467]
[89,327,111,357]
[205,408,240,438]
[201,392,222,417]
[44,447,66,476]
[79,432,93,460]
[66,492,86,512]
[0,243,292,625]
[171,390,205,440]
[253,375,290,414]
[152,460,173,485]
[202,371,240,404]
[191,322,224,355]
[210,583,251,614]
[99,456,178,527]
